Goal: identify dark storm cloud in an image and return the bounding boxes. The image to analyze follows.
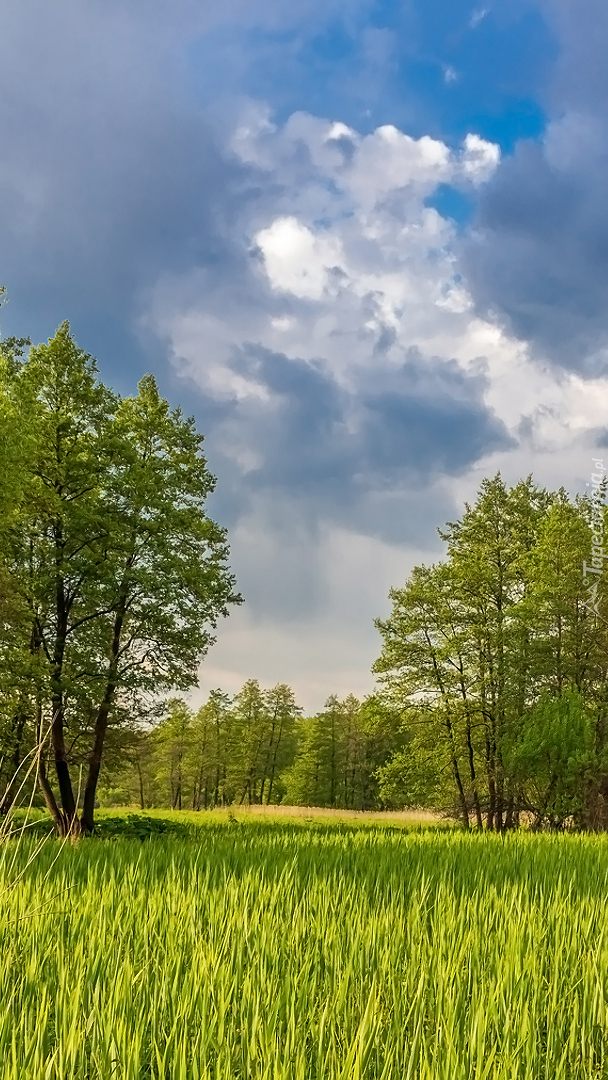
[541,0,608,113]
[0,1,366,376]
[201,345,513,540]
[462,0,608,371]
[359,352,514,477]
[0,4,246,381]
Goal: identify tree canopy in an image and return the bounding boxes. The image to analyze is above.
[0,324,240,833]
[374,475,608,829]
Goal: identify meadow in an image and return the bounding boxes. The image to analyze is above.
[2,811,608,1079]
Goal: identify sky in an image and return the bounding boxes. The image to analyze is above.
[1,1,608,711]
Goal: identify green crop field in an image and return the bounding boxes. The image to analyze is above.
[2,813,608,1079]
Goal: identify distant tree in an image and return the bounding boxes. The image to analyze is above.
[95,681,301,812]
[356,694,405,809]
[152,699,193,810]
[259,684,300,804]
[226,680,270,804]
[283,698,341,808]
[188,690,232,809]
[283,694,396,810]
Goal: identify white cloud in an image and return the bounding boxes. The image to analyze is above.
[460,133,501,184]
[149,106,608,471]
[470,7,489,28]
[145,108,608,709]
[344,125,453,206]
[256,216,344,300]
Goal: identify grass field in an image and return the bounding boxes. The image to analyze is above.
[2,812,608,1078]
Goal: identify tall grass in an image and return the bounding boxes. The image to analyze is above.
[2,819,608,1078]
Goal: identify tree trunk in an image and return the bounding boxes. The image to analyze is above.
[81,598,125,834]
[38,750,64,834]
[136,759,145,810]
[486,782,496,831]
[442,710,469,829]
[35,702,65,834]
[485,734,496,830]
[81,683,115,832]
[459,677,483,829]
[0,709,29,815]
[52,520,77,827]
[495,784,504,832]
[267,712,287,805]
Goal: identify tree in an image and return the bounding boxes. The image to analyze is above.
[188,690,232,809]
[152,699,192,810]
[92,681,301,812]
[283,697,344,808]
[226,680,270,804]
[1,324,240,833]
[15,325,119,832]
[357,694,406,809]
[439,475,550,828]
[76,372,240,831]
[0,329,44,813]
[504,691,598,829]
[284,694,396,810]
[374,561,478,825]
[374,475,608,829]
[259,684,299,804]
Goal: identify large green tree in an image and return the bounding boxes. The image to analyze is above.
[374,475,608,829]
[0,324,240,833]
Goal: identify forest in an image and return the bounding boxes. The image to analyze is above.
[1,324,608,833]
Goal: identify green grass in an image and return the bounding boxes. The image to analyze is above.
[2,815,608,1078]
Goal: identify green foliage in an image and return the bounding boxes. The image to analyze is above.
[94,812,195,841]
[374,474,608,828]
[376,736,449,811]
[504,690,599,828]
[282,694,403,809]
[150,699,192,810]
[100,685,405,813]
[0,323,240,832]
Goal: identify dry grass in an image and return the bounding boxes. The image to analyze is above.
[210,802,442,823]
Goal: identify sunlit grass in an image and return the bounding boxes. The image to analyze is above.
[2,816,608,1078]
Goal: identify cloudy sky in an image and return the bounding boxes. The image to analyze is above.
[1,1,608,710]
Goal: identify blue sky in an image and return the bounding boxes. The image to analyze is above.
[1,0,606,708]
[187,1,552,144]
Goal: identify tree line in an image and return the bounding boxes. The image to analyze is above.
[99,462,608,833]
[100,682,405,813]
[2,317,607,832]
